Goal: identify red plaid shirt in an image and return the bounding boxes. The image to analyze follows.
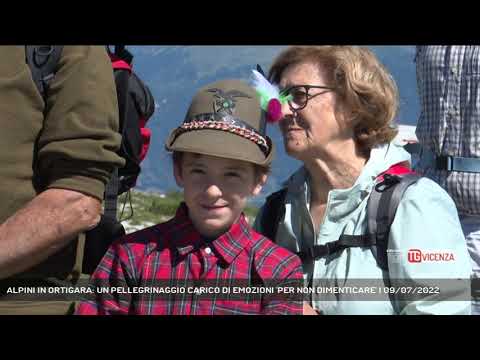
[76,203,303,315]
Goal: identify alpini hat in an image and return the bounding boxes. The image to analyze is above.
[165,79,274,166]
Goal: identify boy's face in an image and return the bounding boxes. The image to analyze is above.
[174,153,267,238]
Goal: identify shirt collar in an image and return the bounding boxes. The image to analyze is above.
[209,214,253,265]
[170,203,253,266]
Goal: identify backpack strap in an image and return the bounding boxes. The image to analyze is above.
[104,168,119,221]
[367,170,421,270]
[260,188,288,241]
[297,234,377,262]
[102,46,135,220]
[296,164,421,271]
[259,187,378,262]
[403,142,421,155]
[25,46,63,101]
[114,45,133,65]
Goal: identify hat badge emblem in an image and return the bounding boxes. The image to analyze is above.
[208,88,251,116]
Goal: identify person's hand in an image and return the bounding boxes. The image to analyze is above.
[303,301,319,315]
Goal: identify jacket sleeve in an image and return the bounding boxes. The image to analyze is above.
[36,46,125,200]
[388,177,472,315]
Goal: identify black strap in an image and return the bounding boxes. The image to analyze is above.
[260,173,421,273]
[417,146,480,173]
[435,155,480,173]
[115,45,133,65]
[299,173,420,269]
[104,168,119,221]
[297,234,377,262]
[260,188,288,242]
[83,215,126,274]
[404,142,421,155]
[25,46,64,101]
[368,173,421,270]
[367,177,388,269]
[387,174,420,221]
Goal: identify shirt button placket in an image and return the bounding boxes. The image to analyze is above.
[189,253,197,315]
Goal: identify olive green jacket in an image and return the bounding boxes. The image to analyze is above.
[0,46,125,313]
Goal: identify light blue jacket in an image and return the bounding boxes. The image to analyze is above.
[254,143,472,315]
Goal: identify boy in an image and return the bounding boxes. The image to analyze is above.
[76,79,303,315]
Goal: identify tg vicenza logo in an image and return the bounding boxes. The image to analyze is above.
[407,249,455,263]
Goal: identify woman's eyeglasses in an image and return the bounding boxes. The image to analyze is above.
[280,85,336,111]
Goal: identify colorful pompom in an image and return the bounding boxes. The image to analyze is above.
[250,69,291,124]
[267,98,282,123]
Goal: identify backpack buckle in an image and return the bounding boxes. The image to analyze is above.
[303,244,333,261]
[436,155,453,171]
[324,242,335,256]
[308,246,317,259]
[33,46,54,67]
[298,246,319,262]
[375,174,400,192]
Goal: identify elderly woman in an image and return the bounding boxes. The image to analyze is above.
[253,46,472,315]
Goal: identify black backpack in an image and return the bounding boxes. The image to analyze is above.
[26,45,155,273]
[260,163,421,272]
